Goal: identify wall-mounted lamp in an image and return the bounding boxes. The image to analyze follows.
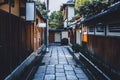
[79,29,82,33]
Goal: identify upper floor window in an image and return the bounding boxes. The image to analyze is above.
[107,23,120,36]
[89,26,94,32]
[95,23,105,36]
[88,26,94,35]
[96,26,105,32]
[109,24,120,32]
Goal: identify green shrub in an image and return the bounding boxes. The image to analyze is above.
[61,38,68,45]
[72,44,82,52]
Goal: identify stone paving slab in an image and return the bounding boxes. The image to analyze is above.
[56,77,66,80]
[56,73,65,77]
[56,68,64,73]
[33,45,89,80]
[44,74,55,80]
[56,65,63,69]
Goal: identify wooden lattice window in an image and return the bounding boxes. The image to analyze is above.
[109,24,120,32]
[88,26,94,32]
[96,26,105,32]
[95,23,105,36]
[107,23,120,36]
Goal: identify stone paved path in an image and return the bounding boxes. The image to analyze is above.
[33,45,89,80]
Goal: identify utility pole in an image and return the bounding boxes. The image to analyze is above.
[46,0,49,52]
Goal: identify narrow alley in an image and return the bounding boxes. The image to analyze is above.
[1,0,120,80]
[33,45,89,80]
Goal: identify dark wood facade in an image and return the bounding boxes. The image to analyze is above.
[0,0,45,79]
[87,35,120,70]
[49,29,63,44]
[49,31,55,43]
[0,9,34,79]
[68,29,76,44]
[81,2,120,79]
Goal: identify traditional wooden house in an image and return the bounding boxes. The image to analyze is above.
[49,28,63,44]
[0,0,45,79]
[60,0,75,45]
[80,1,120,79]
[68,16,84,45]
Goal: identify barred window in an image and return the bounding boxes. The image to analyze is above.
[109,24,120,32]
[96,26,105,32]
[95,23,105,36]
[88,26,94,32]
[107,23,120,36]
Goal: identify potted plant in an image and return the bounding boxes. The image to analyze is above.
[61,38,68,45]
[72,43,82,53]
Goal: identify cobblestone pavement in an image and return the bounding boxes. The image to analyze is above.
[33,46,89,80]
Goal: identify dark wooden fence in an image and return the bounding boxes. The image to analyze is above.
[0,9,34,79]
[86,35,120,79]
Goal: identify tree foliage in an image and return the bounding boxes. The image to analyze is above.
[75,0,92,9]
[75,0,92,16]
[49,11,63,28]
[35,1,46,19]
[75,0,114,17]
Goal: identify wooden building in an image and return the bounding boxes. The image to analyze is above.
[68,16,83,45]
[0,0,45,79]
[60,0,75,45]
[80,1,120,79]
[49,28,62,44]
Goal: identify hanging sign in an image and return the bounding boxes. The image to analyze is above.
[26,2,35,21]
[38,22,46,28]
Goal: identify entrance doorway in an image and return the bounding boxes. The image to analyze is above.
[55,33,61,42]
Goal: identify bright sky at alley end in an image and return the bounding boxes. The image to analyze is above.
[49,0,68,12]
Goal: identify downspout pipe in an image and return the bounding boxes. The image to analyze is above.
[9,0,12,73]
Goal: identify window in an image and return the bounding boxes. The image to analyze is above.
[10,0,14,7]
[88,26,94,35]
[96,26,105,32]
[95,23,105,36]
[89,26,94,32]
[109,24,120,32]
[107,23,120,36]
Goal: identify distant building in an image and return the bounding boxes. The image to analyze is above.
[60,1,74,28]
[67,0,74,3]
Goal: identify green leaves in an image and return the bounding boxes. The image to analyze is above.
[49,11,63,28]
[75,0,112,17]
[35,1,46,19]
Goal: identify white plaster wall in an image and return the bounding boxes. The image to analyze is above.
[76,30,82,45]
[64,20,67,28]
[62,31,68,39]
[68,6,74,20]
[55,33,61,42]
